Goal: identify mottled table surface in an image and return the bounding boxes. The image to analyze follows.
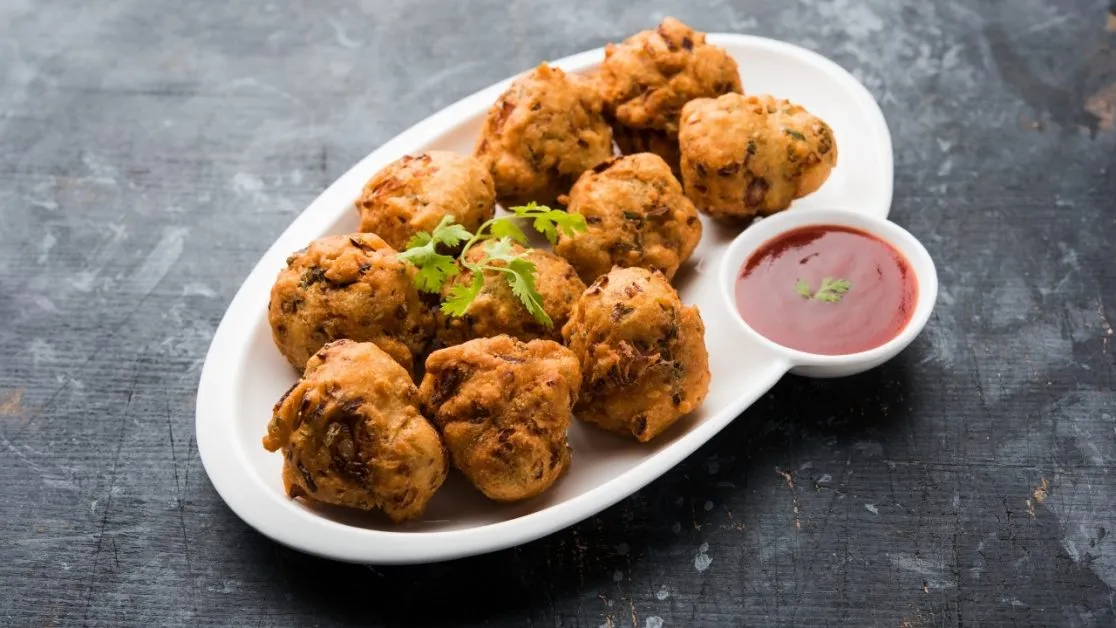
[2,1,1115,626]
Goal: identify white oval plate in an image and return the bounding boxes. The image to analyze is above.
[196,34,894,564]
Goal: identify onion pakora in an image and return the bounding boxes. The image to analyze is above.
[562,267,710,442]
[555,153,702,283]
[419,335,580,501]
[356,151,496,251]
[267,232,434,376]
[474,62,613,206]
[678,93,837,221]
[262,340,448,522]
[596,17,742,171]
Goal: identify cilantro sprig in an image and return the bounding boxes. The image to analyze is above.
[396,216,471,291]
[398,203,587,327]
[795,277,852,303]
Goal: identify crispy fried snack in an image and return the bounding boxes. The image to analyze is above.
[555,153,702,283]
[678,93,837,221]
[356,151,496,251]
[419,336,580,502]
[434,243,585,349]
[267,233,434,375]
[596,17,742,171]
[562,267,710,442]
[263,340,448,522]
[474,62,613,206]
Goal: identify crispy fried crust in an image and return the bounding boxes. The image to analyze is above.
[678,93,837,221]
[596,17,742,171]
[474,63,613,206]
[419,335,581,502]
[263,340,447,522]
[356,151,495,251]
[267,233,434,375]
[555,153,702,283]
[562,267,710,442]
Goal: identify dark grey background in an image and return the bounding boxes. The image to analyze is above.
[2,1,1115,626]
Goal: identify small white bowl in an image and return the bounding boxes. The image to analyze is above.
[719,208,938,378]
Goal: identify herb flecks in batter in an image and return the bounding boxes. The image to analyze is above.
[399,203,587,327]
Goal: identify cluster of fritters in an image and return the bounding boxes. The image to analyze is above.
[261,17,837,522]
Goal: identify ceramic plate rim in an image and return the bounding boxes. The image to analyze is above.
[195,34,893,564]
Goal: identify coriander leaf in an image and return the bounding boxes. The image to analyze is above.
[404,230,433,250]
[483,237,521,263]
[429,215,472,248]
[398,246,459,292]
[796,276,852,302]
[815,277,851,302]
[509,201,542,217]
[533,214,559,244]
[507,202,587,244]
[398,215,472,293]
[505,257,552,328]
[415,253,459,292]
[432,204,580,327]
[441,272,484,317]
[488,218,529,244]
[435,224,472,248]
[396,245,426,264]
[547,209,587,238]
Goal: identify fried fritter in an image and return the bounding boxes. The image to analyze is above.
[562,267,710,442]
[678,93,837,221]
[262,340,448,522]
[597,17,742,171]
[474,62,613,206]
[356,151,496,251]
[268,233,434,375]
[555,153,702,283]
[419,335,580,502]
[434,243,585,348]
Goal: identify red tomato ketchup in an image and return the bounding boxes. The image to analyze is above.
[735,225,917,355]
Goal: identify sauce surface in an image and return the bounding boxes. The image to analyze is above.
[735,225,917,355]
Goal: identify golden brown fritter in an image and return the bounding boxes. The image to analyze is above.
[562,267,710,442]
[262,340,448,522]
[356,151,496,251]
[434,243,585,348]
[419,335,580,502]
[597,17,742,171]
[268,233,434,376]
[678,93,837,221]
[555,153,702,283]
[474,63,613,206]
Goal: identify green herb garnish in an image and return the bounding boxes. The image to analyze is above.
[795,277,851,302]
[399,203,587,327]
[507,201,586,246]
[396,215,471,291]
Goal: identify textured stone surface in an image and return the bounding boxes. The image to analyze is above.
[2,0,1115,626]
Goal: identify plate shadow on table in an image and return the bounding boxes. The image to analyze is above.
[240,361,912,625]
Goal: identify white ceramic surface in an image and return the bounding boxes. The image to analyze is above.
[195,34,897,564]
[719,209,938,379]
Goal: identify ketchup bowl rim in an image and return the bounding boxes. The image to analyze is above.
[718,207,938,375]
